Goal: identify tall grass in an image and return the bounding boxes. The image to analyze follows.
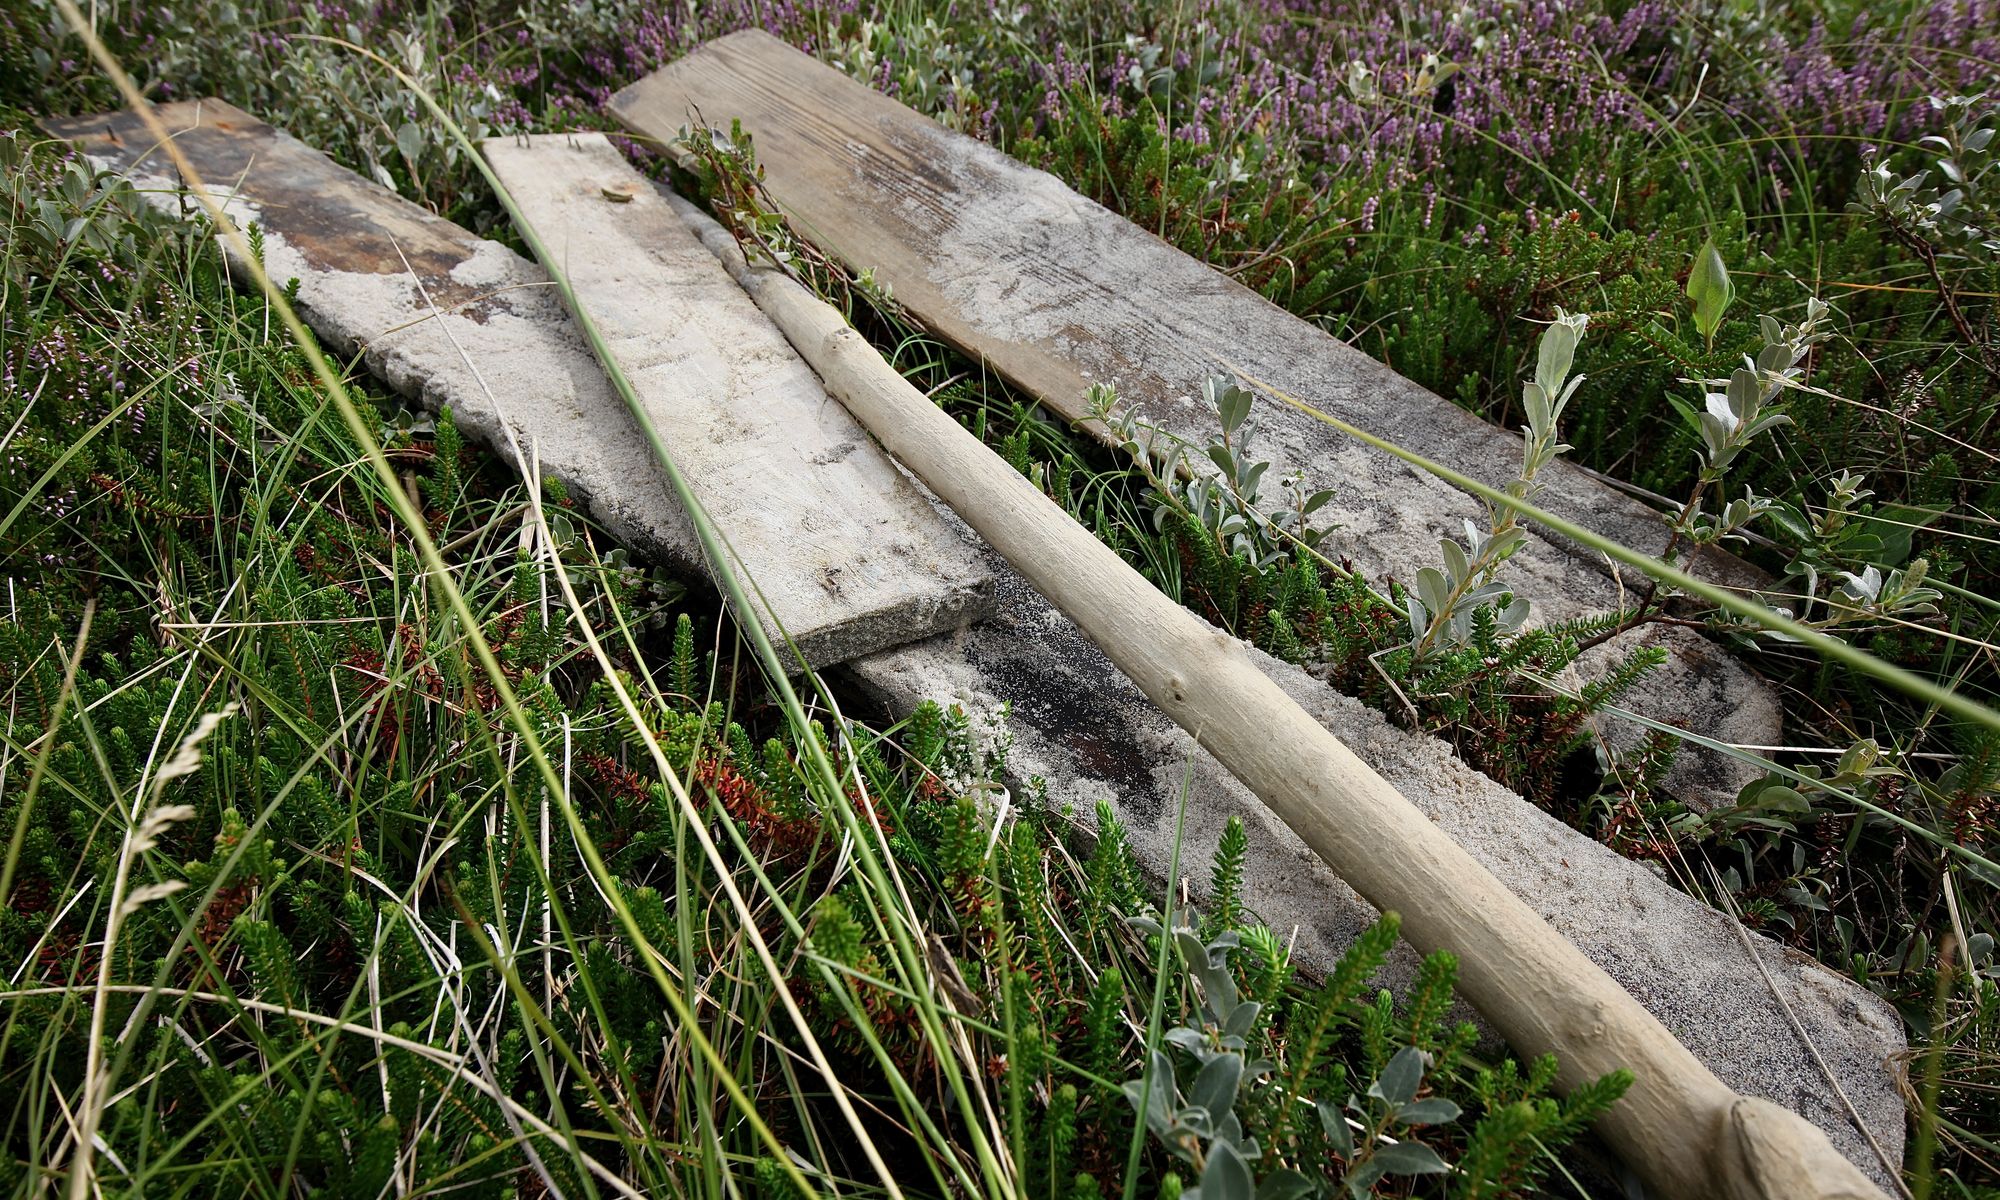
[0,31,1642,1200]
[6,0,2000,1190]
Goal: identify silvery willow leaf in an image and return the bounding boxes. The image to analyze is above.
[1316,1100,1355,1157]
[1687,237,1735,344]
[1371,1141,1450,1176]
[1188,1053,1244,1120]
[1369,1045,1427,1107]
[1397,1097,1462,1125]
[1197,1138,1255,1200]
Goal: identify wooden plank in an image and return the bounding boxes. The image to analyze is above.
[611,30,1765,590]
[42,102,993,667]
[611,34,1780,806]
[482,132,995,662]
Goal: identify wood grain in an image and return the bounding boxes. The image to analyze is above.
[484,133,993,662]
[610,31,1764,591]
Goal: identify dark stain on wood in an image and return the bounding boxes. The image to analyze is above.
[42,100,502,320]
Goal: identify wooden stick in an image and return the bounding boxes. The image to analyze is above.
[667,194,1889,1200]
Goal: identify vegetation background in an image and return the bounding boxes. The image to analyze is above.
[0,0,1995,1196]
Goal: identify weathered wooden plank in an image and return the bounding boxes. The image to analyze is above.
[613,30,1760,586]
[42,102,993,667]
[612,33,1781,805]
[481,132,994,662]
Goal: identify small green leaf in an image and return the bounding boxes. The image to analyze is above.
[1372,1141,1450,1176]
[1396,1097,1462,1125]
[1532,308,1588,399]
[1255,1168,1315,1200]
[1344,1160,1386,1200]
[1222,999,1262,1041]
[394,120,425,169]
[1439,538,1471,585]
[1317,1100,1355,1158]
[1369,1046,1427,1107]
[1859,503,1946,567]
[1688,237,1735,348]
[1207,375,1253,435]
[1751,785,1811,814]
[1187,1053,1244,1120]
[1197,1138,1254,1200]
[1415,568,1451,620]
[1666,391,1703,434]
[1726,367,1760,420]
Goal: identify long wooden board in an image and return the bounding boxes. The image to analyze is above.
[611,34,1780,805]
[43,102,992,667]
[482,132,995,662]
[611,31,1765,590]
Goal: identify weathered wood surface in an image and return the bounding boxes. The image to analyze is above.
[856,572,1907,1188]
[668,191,1900,1197]
[42,102,992,667]
[482,132,994,662]
[612,33,1784,806]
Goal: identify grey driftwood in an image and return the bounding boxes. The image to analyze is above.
[612,30,1786,808]
[47,101,1904,1192]
[41,101,994,669]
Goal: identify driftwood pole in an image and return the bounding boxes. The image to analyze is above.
[666,194,1889,1200]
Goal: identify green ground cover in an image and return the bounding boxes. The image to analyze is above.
[3,0,1997,1194]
